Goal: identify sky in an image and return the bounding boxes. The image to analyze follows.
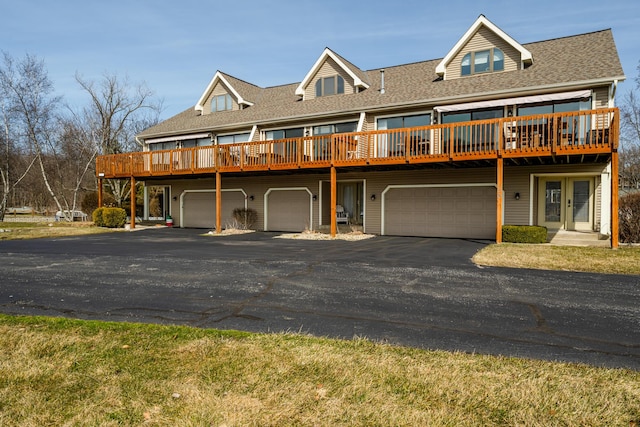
[1,0,638,119]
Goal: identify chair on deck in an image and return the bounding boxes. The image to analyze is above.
[336,205,350,225]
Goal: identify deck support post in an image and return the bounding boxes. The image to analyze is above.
[611,150,619,249]
[130,176,136,229]
[97,178,103,208]
[496,157,503,243]
[216,172,222,234]
[330,166,337,237]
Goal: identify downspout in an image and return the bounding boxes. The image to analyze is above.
[380,69,385,95]
[610,80,618,107]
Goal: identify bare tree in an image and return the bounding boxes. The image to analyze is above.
[620,61,640,193]
[0,53,70,219]
[75,73,163,207]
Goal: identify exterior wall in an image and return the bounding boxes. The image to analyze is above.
[503,162,610,229]
[147,160,611,235]
[593,86,610,109]
[304,57,355,100]
[448,26,520,80]
[202,82,239,115]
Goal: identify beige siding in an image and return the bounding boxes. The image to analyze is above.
[304,58,355,100]
[448,26,520,80]
[202,82,239,115]
[593,86,610,109]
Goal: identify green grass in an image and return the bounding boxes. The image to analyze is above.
[0,315,638,426]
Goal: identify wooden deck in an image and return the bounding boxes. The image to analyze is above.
[96,108,618,179]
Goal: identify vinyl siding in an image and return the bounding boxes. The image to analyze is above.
[304,57,355,100]
[202,82,239,115]
[448,26,520,80]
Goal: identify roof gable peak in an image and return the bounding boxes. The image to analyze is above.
[195,71,256,113]
[295,47,370,97]
[435,15,533,77]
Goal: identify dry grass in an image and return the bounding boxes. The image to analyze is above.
[473,244,640,275]
[0,315,638,426]
[0,221,115,240]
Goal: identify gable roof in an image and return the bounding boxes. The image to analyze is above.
[435,14,533,77]
[295,47,370,97]
[139,29,624,140]
[195,71,260,112]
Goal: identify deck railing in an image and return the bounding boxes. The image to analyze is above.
[96,108,618,178]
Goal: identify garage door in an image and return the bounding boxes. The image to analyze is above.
[267,190,311,232]
[182,191,246,228]
[384,186,496,239]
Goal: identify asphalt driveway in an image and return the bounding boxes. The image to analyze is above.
[0,228,638,370]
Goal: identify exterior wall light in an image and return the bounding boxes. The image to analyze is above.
[515,192,520,200]
[312,195,317,201]
[249,195,254,201]
[370,194,376,201]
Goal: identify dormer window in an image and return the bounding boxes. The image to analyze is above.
[212,94,233,112]
[315,75,345,97]
[461,48,504,76]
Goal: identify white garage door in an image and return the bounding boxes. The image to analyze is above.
[182,191,246,228]
[384,186,496,239]
[267,190,311,232]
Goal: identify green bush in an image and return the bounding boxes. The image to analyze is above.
[93,207,127,228]
[502,225,547,243]
[92,207,105,226]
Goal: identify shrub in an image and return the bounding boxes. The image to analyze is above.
[94,207,127,228]
[92,207,105,226]
[231,207,258,230]
[502,225,547,243]
[619,192,640,243]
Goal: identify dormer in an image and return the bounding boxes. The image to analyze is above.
[195,71,256,114]
[295,48,370,100]
[435,15,533,80]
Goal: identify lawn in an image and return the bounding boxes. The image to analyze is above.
[0,220,115,240]
[0,315,638,426]
[473,243,640,275]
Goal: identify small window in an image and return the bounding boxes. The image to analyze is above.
[211,94,232,112]
[460,48,504,76]
[315,75,345,97]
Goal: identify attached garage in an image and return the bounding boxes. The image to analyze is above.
[383,185,496,239]
[266,189,312,232]
[181,190,246,228]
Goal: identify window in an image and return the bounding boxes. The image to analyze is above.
[211,94,233,112]
[217,133,250,144]
[442,108,503,152]
[377,113,431,130]
[265,128,304,140]
[461,48,504,76]
[315,75,345,97]
[312,122,357,135]
[376,114,432,156]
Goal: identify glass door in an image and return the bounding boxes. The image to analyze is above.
[568,179,593,231]
[539,178,565,229]
[538,177,593,231]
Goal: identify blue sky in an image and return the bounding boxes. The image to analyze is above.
[2,0,638,118]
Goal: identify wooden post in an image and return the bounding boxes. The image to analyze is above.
[130,176,136,230]
[330,166,337,237]
[611,150,619,249]
[216,171,222,234]
[496,158,503,243]
[97,178,103,208]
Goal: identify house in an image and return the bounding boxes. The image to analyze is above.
[96,15,625,247]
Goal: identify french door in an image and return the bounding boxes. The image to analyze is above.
[538,177,594,231]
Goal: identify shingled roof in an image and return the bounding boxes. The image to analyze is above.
[139,29,624,140]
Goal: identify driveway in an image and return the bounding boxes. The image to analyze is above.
[0,228,638,370]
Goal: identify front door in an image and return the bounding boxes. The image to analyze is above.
[538,177,594,231]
